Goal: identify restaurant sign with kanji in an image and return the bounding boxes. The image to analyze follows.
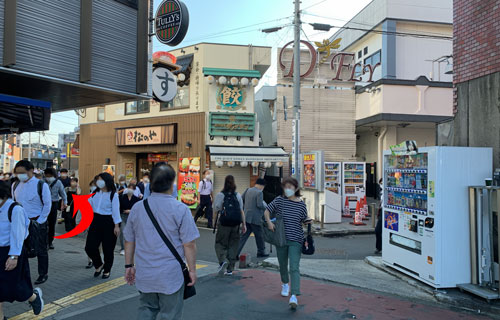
[115,124,177,146]
[209,112,255,137]
[216,85,246,110]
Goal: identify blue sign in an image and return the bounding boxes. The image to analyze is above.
[384,211,399,231]
[60,154,67,159]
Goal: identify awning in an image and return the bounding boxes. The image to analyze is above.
[0,94,51,134]
[203,68,262,79]
[209,146,288,162]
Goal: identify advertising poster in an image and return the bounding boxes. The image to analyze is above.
[103,165,116,177]
[384,211,399,231]
[178,157,201,209]
[125,163,134,181]
[303,153,316,188]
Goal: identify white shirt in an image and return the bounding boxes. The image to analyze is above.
[88,191,122,224]
[0,199,30,255]
[12,177,52,224]
[198,179,213,196]
[133,187,143,198]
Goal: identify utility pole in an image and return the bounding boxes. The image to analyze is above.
[292,0,301,179]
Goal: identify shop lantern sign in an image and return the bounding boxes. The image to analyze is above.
[155,0,189,46]
[279,38,381,82]
[216,85,246,111]
[152,67,177,103]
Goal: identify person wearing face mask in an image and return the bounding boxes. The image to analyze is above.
[85,172,121,279]
[194,170,214,228]
[58,169,71,188]
[12,161,52,285]
[128,178,143,199]
[116,175,127,197]
[44,168,68,250]
[64,178,81,232]
[137,172,150,195]
[118,183,140,256]
[264,177,311,310]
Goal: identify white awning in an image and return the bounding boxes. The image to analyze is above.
[209,146,288,162]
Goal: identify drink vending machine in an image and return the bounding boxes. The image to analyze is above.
[324,162,342,223]
[382,147,492,288]
[342,162,366,216]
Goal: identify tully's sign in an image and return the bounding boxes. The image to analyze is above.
[279,38,381,82]
[155,0,189,46]
[115,124,177,146]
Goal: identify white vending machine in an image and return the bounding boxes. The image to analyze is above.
[382,147,492,288]
[342,162,366,216]
[324,162,342,223]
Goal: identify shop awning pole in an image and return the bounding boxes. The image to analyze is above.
[28,132,31,161]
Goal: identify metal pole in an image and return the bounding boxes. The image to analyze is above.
[1,135,6,171]
[292,0,301,179]
[28,132,32,161]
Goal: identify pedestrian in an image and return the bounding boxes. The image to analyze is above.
[375,178,383,254]
[118,182,140,256]
[264,177,311,309]
[64,177,81,232]
[124,163,199,320]
[237,178,269,258]
[12,160,52,285]
[129,178,143,199]
[213,175,247,276]
[137,172,150,195]
[194,170,214,228]
[0,180,45,319]
[85,176,100,270]
[85,172,121,279]
[44,168,68,250]
[116,174,127,197]
[58,169,71,188]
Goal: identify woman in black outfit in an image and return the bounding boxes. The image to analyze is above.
[118,182,140,255]
[64,177,81,232]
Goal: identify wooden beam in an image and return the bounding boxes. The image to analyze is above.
[3,0,16,67]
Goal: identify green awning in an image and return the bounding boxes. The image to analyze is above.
[202,67,261,78]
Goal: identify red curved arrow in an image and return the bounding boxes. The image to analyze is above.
[55,194,95,239]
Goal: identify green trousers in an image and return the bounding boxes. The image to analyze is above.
[276,240,302,296]
[215,224,240,272]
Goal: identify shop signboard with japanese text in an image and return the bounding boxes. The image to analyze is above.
[115,124,177,146]
[302,151,324,191]
[178,157,201,209]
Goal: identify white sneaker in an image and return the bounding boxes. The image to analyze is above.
[281,283,290,297]
[217,261,227,276]
[289,294,298,309]
[120,250,125,256]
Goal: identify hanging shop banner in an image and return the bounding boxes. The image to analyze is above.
[116,124,177,146]
[216,85,246,111]
[103,165,116,177]
[152,67,178,102]
[125,163,134,181]
[390,140,418,156]
[155,0,189,46]
[209,112,255,137]
[301,151,324,191]
[178,157,201,209]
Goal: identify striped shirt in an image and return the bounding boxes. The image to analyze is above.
[266,196,308,243]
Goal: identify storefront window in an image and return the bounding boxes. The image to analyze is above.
[364,50,381,66]
[97,107,105,121]
[160,87,190,110]
[125,100,150,115]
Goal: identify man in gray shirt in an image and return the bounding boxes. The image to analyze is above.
[237,178,269,258]
[124,163,199,320]
[43,168,67,250]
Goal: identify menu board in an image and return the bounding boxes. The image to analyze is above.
[178,157,201,209]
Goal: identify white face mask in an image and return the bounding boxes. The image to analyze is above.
[284,188,295,198]
[17,173,29,182]
[123,188,130,195]
[205,175,211,180]
[96,180,106,189]
[0,175,4,180]
[143,178,150,184]
[90,186,97,192]
[61,174,68,178]
[46,177,56,183]
[119,181,125,185]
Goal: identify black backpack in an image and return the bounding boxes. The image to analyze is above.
[219,192,242,227]
[13,179,45,205]
[7,202,20,222]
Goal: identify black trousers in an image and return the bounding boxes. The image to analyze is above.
[195,195,213,228]
[237,222,266,256]
[47,201,59,245]
[85,214,117,274]
[64,203,77,232]
[27,221,49,276]
[375,213,383,252]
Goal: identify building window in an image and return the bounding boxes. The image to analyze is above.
[364,50,381,66]
[364,46,368,55]
[97,107,105,121]
[358,50,362,59]
[125,100,150,115]
[160,87,190,111]
[354,64,363,78]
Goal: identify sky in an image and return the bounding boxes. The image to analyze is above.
[31,0,372,147]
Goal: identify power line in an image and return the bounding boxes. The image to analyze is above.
[303,0,329,10]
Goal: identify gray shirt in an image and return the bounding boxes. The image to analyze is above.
[124,193,200,295]
[241,187,266,225]
[48,179,68,204]
[214,192,244,213]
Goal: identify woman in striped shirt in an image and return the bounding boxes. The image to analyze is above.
[264,177,311,310]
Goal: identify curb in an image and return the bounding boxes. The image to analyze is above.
[364,257,500,319]
[314,229,375,237]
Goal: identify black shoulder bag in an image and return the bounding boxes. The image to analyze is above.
[301,224,315,255]
[143,199,196,300]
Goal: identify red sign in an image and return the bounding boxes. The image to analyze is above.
[147,153,175,162]
[279,40,380,82]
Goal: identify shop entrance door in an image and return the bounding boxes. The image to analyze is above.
[365,162,377,198]
[136,153,178,180]
[136,154,153,180]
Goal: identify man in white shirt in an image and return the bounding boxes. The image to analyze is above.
[194,170,213,228]
[12,160,52,284]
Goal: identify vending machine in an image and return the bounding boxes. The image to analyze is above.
[382,147,492,288]
[324,162,342,223]
[342,162,366,216]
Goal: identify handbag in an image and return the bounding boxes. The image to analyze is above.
[301,223,315,255]
[143,199,196,300]
[262,197,287,247]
